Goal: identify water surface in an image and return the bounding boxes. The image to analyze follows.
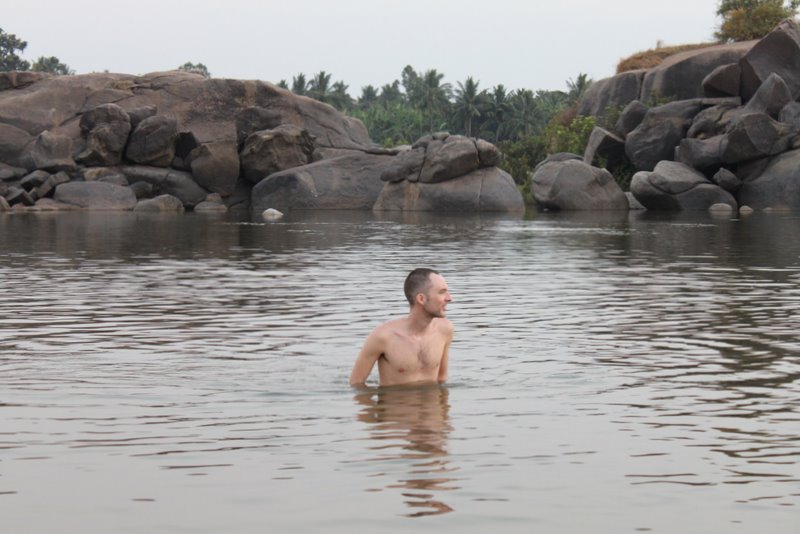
[1,210,798,533]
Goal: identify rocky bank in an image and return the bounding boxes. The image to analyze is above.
[536,18,800,212]
[0,70,523,214]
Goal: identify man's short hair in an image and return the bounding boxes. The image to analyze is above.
[404,268,439,306]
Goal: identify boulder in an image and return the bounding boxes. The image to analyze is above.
[583,127,626,168]
[240,125,314,183]
[172,131,200,171]
[251,152,394,211]
[374,167,524,212]
[20,170,50,191]
[0,123,34,167]
[30,198,79,211]
[127,105,157,129]
[133,194,185,212]
[0,71,50,91]
[190,141,240,196]
[54,181,138,210]
[712,167,742,193]
[419,135,480,183]
[76,103,132,166]
[235,106,282,145]
[577,70,645,117]
[193,193,228,213]
[720,112,794,165]
[630,160,737,210]
[531,158,628,210]
[675,136,725,171]
[641,41,755,102]
[80,167,127,183]
[738,148,800,209]
[30,131,76,172]
[614,100,648,137]
[125,115,178,166]
[687,102,740,139]
[130,181,154,199]
[702,63,742,97]
[34,171,70,199]
[0,162,28,181]
[740,19,800,101]
[741,72,792,118]
[6,186,35,206]
[625,100,707,171]
[224,178,253,212]
[380,147,425,183]
[0,195,10,211]
[779,101,800,131]
[475,138,501,167]
[120,166,207,207]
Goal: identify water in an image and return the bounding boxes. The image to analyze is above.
[1,210,798,533]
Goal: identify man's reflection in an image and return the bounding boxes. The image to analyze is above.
[354,384,458,517]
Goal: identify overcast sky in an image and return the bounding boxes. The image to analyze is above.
[6,0,722,95]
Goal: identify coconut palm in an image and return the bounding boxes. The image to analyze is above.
[483,84,513,142]
[358,85,379,109]
[566,73,592,105]
[329,81,353,111]
[453,77,488,138]
[413,69,452,133]
[291,73,308,96]
[308,71,333,103]
[507,89,540,139]
[379,80,403,107]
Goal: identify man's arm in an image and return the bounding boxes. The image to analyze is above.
[349,328,384,386]
[437,320,454,383]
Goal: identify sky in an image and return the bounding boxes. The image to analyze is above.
[5,0,723,96]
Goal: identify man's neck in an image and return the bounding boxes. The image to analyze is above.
[407,307,434,334]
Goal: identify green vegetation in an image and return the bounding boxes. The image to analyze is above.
[715,0,799,41]
[178,62,210,77]
[0,27,72,75]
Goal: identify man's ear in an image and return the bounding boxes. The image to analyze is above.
[415,292,426,306]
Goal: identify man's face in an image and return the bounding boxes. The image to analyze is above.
[421,273,452,318]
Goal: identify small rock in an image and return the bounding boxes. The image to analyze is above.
[194,200,228,213]
[262,208,284,221]
[6,186,35,206]
[129,181,155,199]
[0,196,10,211]
[20,170,50,191]
[134,194,185,212]
[709,203,734,213]
[739,205,754,214]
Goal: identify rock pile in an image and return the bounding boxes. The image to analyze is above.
[565,19,800,211]
[0,70,523,214]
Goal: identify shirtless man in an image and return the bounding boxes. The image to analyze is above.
[349,268,454,387]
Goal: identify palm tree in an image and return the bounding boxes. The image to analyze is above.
[378,80,403,107]
[483,84,513,142]
[413,69,452,133]
[453,77,487,137]
[358,85,379,109]
[508,89,540,139]
[566,73,593,105]
[308,71,333,103]
[291,73,308,96]
[329,81,353,111]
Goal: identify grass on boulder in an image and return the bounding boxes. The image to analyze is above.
[616,42,718,73]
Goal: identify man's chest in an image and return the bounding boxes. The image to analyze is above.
[385,335,444,368]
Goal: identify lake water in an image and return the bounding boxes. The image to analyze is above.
[1,209,798,533]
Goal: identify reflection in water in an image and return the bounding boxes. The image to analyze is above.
[354,385,457,517]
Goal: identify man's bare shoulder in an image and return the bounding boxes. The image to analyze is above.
[436,317,454,337]
[371,317,407,337]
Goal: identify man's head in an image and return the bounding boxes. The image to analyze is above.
[404,268,452,317]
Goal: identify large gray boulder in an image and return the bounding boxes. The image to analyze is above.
[641,41,755,102]
[614,100,648,137]
[239,125,315,183]
[675,136,725,171]
[0,123,34,168]
[583,127,626,168]
[418,135,480,184]
[531,158,628,210]
[577,70,645,117]
[702,63,742,97]
[190,141,240,196]
[630,160,737,210]
[720,112,794,165]
[76,103,132,166]
[738,148,800,209]
[251,152,393,211]
[740,19,800,101]
[30,131,76,172]
[54,181,137,210]
[741,72,792,118]
[380,147,426,183]
[125,115,178,166]
[625,100,708,171]
[374,167,524,212]
[120,165,207,207]
[235,106,282,145]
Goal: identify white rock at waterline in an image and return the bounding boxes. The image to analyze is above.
[739,205,754,214]
[709,203,734,213]
[262,208,284,221]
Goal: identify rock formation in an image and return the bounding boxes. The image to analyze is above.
[574,18,800,211]
[0,70,521,214]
